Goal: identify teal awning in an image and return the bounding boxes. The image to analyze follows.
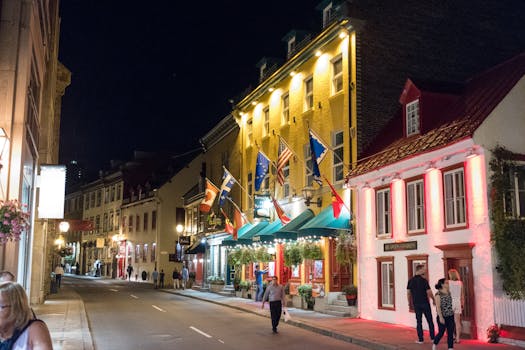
[258,209,315,243]
[252,220,283,243]
[185,240,206,254]
[297,204,351,238]
[221,223,254,247]
[226,221,270,246]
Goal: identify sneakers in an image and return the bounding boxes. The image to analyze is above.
[415,340,424,344]
[432,345,437,350]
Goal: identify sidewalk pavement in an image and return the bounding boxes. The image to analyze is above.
[32,275,523,350]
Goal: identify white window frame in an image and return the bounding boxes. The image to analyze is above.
[263,106,270,137]
[380,260,395,308]
[444,168,466,228]
[332,130,344,182]
[406,100,420,136]
[304,144,313,186]
[504,164,525,218]
[407,179,425,233]
[376,188,391,237]
[281,92,289,125]
[304,76,313,111]
[332,55,343,94]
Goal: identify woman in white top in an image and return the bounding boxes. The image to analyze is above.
[0,282,53,349]
[447,269,464,343]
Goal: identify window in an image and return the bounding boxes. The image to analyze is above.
[95,215,100,232]
[151,210,157,230]
[263,106,270,137]
[406,100,420,136]
[110,186,115,202]
[376,188,391,237]
[503,164,525,218]
[103,213,108,232]
[323,2,333,27]
[143,244,148,263]
[144,213,149,231]
[281,93,289,125]
[304,77,313,111]
[247,172,253,198]
[304,144,313,186]
[283,162,290,198]
[116,184,122,200]
[287,37,296,55]
[116,210,120,232]
[135,245,140,263]
[85,195,89,210]
[332,55,343,94]
[90,192,95,207]
[105,188,110,204]
[332,131,344,182]
[136,215,140,232]
[109,211,114,231]
[96,190,102,207]
[129,215,134,233]
[151,243,156,262]
[247,118,253,146]
[444,168,466,228]
[122,216,127,233]
[378,257,395,309]
[407,179,425,233]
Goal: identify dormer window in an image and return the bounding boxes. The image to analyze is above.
[287,37,296,56]
[323,3,333,28]
[406,100,420,136]
[259,62,267,82]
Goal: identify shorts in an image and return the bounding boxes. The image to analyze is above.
[452,298,462,313]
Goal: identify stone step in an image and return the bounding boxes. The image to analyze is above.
[322,309,354,317]
[218,290,235,297]
[332,299,349,307]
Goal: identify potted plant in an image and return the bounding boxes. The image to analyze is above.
[207,276,225,292]
[342,284,357,306]
[283,243,303,267]
[239,280,251,298]
[335,231,356,266]
[297,284,314,310]
[487,324,500,343]
[300,241,323,260]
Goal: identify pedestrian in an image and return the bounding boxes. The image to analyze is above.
[261,276,286,334]
[172,269,181,289]
[448,268,464,343]
[181,265,189,290]
[0,282,53,349]
[75,262,80,275]
[54,264,64,288]
[254,264,268,302]
[0,271,15,282]
[432,278,455,350]
[159,269,165,288]
[126,265,133,281]
[152,268,159,288]
[407,264,435,344]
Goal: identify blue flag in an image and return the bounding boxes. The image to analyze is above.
[255,151,270,191]
[219,168,236,207]
[309,129,328,185]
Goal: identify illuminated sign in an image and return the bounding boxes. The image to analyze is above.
[38,165,66,219]
[254,194,271,219]
[179,236,191,245]
[384,241,417,252]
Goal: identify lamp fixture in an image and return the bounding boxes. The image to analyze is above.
[251,101,258,106]
[362,182,370,189]
[466,147,478,159]
[268,87,275,92]
[425,161,436,172]
[391,173,401,182]
[302,187,322,207]
[289,71,296,77]
[315,50,322,57]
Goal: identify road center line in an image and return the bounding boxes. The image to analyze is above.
[190,326,212,338]
[130,294,138,299]
[152,305,166,312]
[109,288,119,292]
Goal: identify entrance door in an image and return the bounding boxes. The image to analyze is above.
[436,243,477,339]
[330,239,352,291]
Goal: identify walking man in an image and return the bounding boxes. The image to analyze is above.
[261,276,285,334]
[181,265,189,290]
[126,265,133,281]
[159,269,165,288]
[172,268,181,289]
[407,264,435,344]
[54,264,64,288]
[152,268,159,288]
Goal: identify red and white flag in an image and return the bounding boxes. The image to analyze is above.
[324,176,345,219]
[232,205,243,240]
[272,196,291,225]
[220,208,234,234]
[199,179,219,213]
[277,137,293,186]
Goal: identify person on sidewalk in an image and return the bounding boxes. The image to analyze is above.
[254,265,268,302]
[159,269,165,288]
[0,282,53,349]
[447,268,464,343]
[261,276,285,334]
[126,265,133,281]
[152,269,159,289]
[181,265,189,290]
[432,278,455,350]
[54,265,64,288]
[407,264,435,344]
[172,269,181,289]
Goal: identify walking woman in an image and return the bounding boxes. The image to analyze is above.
[432,278,455,350]
[448,268,464,343]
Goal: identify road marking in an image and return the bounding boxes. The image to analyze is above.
[152,305,166,312]
[218,339,225,344]
[109,288,119,292]
[130,294,138,299]
[190,326,212,338]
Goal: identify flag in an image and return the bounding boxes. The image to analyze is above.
[219,168,236,207]
[277,137,293,186]
[255,151,270,191]
[199,179,219,212]
[325,176,345,219]
[271,196,291,225]
[221,208,234,234]
[309,129,328,185]
[232,205,243,240]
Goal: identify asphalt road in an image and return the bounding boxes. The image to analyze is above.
[70,278,367,350]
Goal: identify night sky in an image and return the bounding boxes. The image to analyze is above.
[58,1,321,177]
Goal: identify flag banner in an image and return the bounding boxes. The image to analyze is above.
[219,168,236,207]
[199,179,219,212]
[324,176,345,219]
[220,208,234,234]
[277,137,293,186]
[272,196,291,225]
[309,129,328,185]
[255,151,270,191]
[233,205,243,240]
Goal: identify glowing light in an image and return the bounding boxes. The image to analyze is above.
[392,179,406,240]
[467,155,487,225]
[339,31,348,39]
[59,221,70,233]
[426,168,443,233]
[251,101,257,106]
[289,71,296,77]
[176,224,184,233]
[268,87,274,92]
[315,50,322,57]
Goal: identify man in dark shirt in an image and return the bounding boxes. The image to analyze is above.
[407,264,435,344]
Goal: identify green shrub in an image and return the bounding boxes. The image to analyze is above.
[284,243,303,267]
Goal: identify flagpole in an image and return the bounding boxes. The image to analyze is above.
[309,128,351,173]
[223,166,254,205]
[323,176,352,215]
[279,135,314,174]
[226,197,252,225]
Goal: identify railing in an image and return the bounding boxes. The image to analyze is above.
[494,296,525,327]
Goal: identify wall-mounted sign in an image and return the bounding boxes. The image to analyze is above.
[179,236,191,245]
[384,241,417,252]
[254,194,271,219]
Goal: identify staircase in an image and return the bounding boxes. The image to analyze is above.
[217,284,236,297]
[322,294,358,317]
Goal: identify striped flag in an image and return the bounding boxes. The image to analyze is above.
[199,179,219,213]
[277,137,293,186]
[271,196,291,225]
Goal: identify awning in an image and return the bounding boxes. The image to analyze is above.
[252,220,283,243]
[221,223,254,247]
[258,209,315,243]
[297,204,351,239]
[185,240,206,254]
[230,221,270,246]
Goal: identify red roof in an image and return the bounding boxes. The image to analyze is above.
[346,52,525,178]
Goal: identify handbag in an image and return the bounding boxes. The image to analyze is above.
[282,308,291,322]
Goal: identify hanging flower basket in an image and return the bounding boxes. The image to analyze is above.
[0,200,29,244]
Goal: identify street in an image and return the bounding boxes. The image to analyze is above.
[67,278,366,350]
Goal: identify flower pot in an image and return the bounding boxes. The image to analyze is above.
[345,294,357,306]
